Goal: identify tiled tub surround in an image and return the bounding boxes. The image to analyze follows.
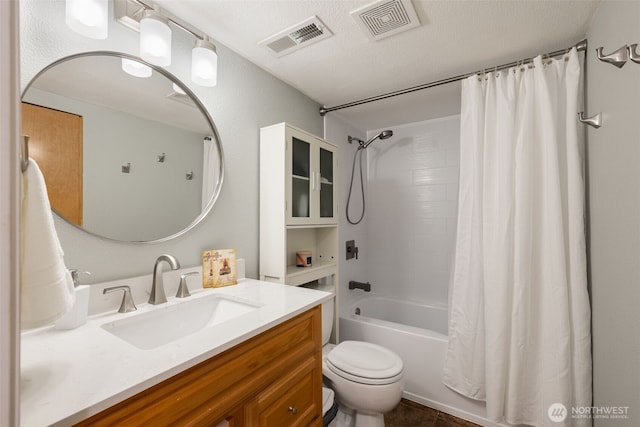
[365,115,460,306]
[21,269,331,427]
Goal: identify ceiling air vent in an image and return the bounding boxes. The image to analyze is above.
[351,0,420,41]
[259,16,332,57]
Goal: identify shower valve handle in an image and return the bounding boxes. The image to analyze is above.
[346,240,359,260]
[349,246,359,259]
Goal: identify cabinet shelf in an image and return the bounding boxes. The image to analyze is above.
[287,223,337,230]
[286,262,337,287]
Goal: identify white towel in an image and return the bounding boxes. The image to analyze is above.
[21,159,75,329]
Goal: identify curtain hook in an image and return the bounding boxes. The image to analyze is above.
[479,68,485,82]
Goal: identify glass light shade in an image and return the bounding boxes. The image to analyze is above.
[121,58,152,78]
[65,0,108,39]
[139,10,171,66]
[192,38,218,87]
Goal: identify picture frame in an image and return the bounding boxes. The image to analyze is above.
[202,248,237,288]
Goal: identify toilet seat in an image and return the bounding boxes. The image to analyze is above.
[326,341,404,385]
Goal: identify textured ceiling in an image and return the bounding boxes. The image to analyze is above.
[155,0,600,130]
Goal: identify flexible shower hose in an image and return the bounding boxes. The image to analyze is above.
[346,146,366,225]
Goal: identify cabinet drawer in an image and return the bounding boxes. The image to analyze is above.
[246,356,322,427]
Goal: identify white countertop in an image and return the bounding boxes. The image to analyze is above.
[20,278,332,427]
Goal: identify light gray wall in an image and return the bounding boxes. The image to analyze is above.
[24,87,206,241]
[20,0,323,283]
[586,1,640,425]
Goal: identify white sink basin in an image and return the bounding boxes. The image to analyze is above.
[101,294,261,350]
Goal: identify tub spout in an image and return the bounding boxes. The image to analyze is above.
[349,280,371,292]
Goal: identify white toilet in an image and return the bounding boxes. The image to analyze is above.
[321,297,404,427]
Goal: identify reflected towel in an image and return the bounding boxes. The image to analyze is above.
[21,159,74,329]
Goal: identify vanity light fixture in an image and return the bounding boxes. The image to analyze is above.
[121,58,152,78]
[65,0,109,39]
[115,0,218,87]
[192,36,218,87]
[139,8,172,66]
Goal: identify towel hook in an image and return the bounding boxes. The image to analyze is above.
[628,44,640,64]
[596,45,628,68]
[578,112,602,129]
[21,135,30,172]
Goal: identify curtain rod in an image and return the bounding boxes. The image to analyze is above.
[319,39,587,116]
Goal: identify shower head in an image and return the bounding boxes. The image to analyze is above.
[378,130,394,140]
[361,130,393,149]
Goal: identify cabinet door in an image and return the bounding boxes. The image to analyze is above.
[285,127,338,226]
[317,140,337,225]
[287,130,313,225]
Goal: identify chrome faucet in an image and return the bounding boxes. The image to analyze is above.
[149,254,180,305]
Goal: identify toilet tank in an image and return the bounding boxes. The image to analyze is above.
[321,297,334,346]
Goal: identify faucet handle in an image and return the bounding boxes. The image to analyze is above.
[103,285,137,313]
[176,272,198,298]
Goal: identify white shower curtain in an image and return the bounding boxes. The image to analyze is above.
[443,49,592,427]
[201,136,219,210]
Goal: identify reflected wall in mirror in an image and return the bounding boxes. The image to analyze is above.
[21,52,224,242]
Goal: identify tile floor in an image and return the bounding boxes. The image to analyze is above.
[385,399,482,427]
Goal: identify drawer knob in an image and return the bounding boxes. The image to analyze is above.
[288,406,298,414]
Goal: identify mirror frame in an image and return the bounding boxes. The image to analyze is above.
[21,51,225,244]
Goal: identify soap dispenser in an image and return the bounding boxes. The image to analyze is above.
[55,270,91,330]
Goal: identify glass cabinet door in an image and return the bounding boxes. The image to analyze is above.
[319,146,334,218]
[291,137,311,219]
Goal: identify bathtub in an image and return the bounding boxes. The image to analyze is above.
[339,294,505,427]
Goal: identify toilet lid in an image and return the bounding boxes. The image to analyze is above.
[326,341,404,385]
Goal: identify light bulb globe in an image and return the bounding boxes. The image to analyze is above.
[140,10,171,67]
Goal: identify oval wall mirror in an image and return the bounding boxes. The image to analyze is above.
[21,51,224,243]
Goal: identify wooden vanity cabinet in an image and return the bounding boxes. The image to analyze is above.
[74,306,323,427]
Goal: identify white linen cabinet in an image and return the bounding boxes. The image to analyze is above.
[259,123,338,289]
